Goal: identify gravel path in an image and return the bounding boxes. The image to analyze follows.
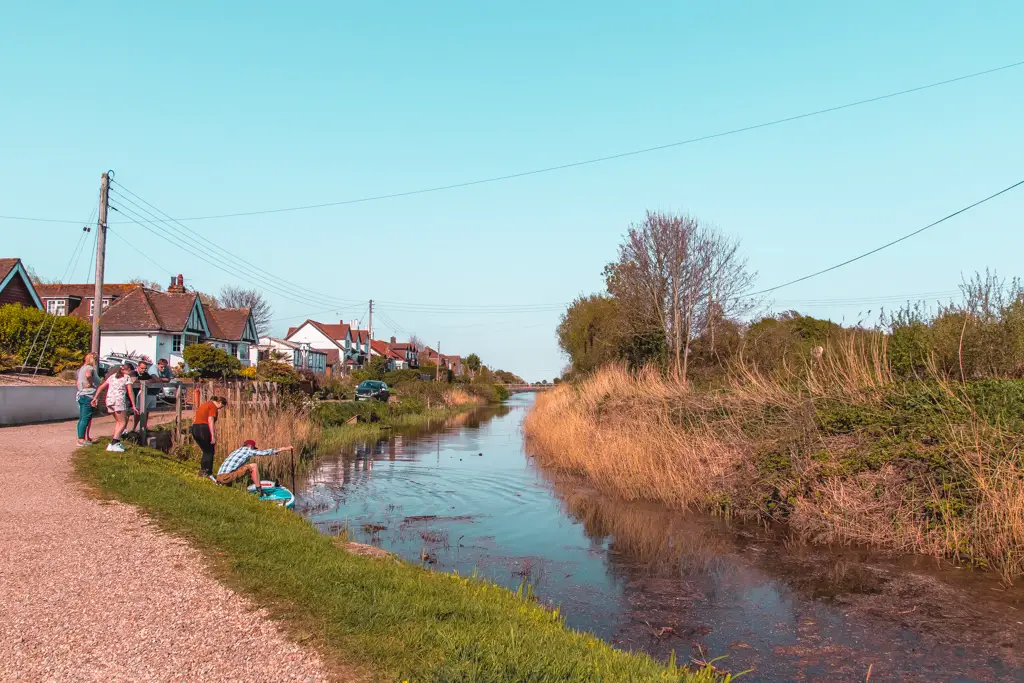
[0,418,336,682]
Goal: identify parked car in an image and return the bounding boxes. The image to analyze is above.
[355,380,389,402]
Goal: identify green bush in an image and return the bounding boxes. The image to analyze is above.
[0,304,90,371]
[182,343,241,378]
[254,360,299,385]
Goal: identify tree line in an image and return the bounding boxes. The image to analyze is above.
[559,211,1024,384]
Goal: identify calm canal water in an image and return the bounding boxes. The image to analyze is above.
[297,394,1024,682]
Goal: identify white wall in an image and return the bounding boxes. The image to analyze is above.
[99,334,159,362]
[0,386,78,425]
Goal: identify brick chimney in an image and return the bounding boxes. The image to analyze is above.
[390,336,396,345]
[168,274,186,294]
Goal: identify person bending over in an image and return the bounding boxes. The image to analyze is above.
[191,396,227,477]
[214,439,294,494]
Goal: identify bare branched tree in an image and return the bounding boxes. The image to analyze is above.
[606,211,756,383]
[408,334,425,351]
[218,285,273,336]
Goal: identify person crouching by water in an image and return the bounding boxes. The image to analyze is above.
[191,396,227,477]
[75,352,101,446]
[214,440,294,494]
[91,364,139,452]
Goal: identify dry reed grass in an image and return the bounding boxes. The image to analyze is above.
[525,334,1024,580]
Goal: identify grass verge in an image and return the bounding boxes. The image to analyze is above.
[75,442,727,682]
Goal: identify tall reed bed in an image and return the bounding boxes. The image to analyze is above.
[524,335,1024,580]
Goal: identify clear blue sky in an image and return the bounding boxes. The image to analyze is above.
[2,2,1022,380]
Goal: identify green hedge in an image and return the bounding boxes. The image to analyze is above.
[0,304,90,371]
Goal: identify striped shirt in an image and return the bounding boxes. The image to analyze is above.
[217,445,280,476]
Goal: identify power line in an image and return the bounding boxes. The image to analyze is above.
[109,186,355,308]
[111,181,365,308]
[747,177,1024,297]
[4,58,1023,226]
[108,198,359,310]
[108,194,567,315]
[106,227,176,277]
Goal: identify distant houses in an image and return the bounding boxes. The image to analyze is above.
[3,257,477,378]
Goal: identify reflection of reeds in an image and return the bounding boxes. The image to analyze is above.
[548,476,733,577]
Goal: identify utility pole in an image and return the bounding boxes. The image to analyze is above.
[436,340,441,382]
[368,299,373,362]
[91,171,111,354]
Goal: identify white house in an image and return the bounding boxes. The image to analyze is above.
[98,281,257,368]
[256,336,328,374]
[284,319,372,371]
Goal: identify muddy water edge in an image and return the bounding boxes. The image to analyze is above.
[294,394,1024,682]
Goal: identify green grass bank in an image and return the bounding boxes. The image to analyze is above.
[75,443,727,682]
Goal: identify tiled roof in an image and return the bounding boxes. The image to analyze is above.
[35,283,137,299]
[287,320,350,349]
[353,329,369,344]
[0,259,19,283]
[370,339,403,359]
[99,288,199,332]
[323,348,341,364]
[206,307,252,341]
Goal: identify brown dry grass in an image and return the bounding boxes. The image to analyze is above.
[525,334,1024,580]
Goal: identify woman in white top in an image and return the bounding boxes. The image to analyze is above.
[92,364,139,452]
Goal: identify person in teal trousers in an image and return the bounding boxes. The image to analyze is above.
[76,352,101,446]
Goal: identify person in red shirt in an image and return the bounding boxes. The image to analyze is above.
[191,396,227,477]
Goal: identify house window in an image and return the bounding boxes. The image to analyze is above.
[46,299,66,316]
[230,343,239,357]
[293,350,302,367]
[88,299,94,317]
[172,335,182,352]
[185,333,200,348]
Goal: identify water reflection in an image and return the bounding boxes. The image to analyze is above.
[296,395,1024,682]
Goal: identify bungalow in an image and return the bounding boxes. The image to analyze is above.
[370,339,407,370]
[98,277,257,367]
[256,336,328,374]
[285,320,352,374]
[0,258,43,309]
[284,319,371,371]
[388,337,420,368]
[35,283,136,319]
[420,346,463,376]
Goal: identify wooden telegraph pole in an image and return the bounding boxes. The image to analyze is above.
[435,340,441,382]
[91,171,111,354]
[367,299,373,363]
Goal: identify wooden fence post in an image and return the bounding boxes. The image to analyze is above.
[175,385,182,436]
[138,380,149,435]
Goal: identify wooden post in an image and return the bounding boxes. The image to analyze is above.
[175,384,182,436]
[138,380,149,435]
[90,171,110,355]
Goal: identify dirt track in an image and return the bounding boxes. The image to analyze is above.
[0,417,332,682]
